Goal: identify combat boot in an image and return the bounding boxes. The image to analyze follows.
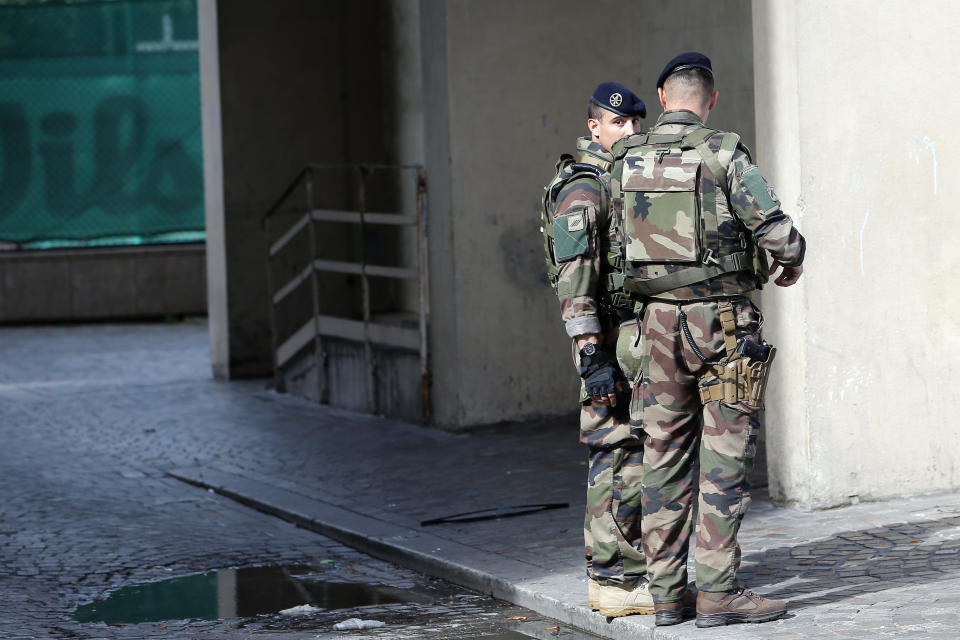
[653,588,697,626]
[695,588,787,627]
[587,579,600,610]
[594,578,654,617]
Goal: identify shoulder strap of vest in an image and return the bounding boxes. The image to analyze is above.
[644,132,685,145]
[545,161,610,226]
[569,163,602,178]
[682,128,740,199]
[545,154,575,204]
[614,132,650,155]
[542,154,576,239]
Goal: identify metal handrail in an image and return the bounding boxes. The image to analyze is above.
[262,163,424,225]
[262,163,430,419]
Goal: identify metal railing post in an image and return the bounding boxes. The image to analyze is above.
[416,167,431,420]
[357,166,377,414]
[264,215,283,392]
[305,168,327,403]
[264,162,429,421]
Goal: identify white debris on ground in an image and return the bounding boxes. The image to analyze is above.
[279,604,322,615]
[332,618,387,630]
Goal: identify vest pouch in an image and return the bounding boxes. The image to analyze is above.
[620,148,701,264]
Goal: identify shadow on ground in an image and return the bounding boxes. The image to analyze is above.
[741,510,960,610]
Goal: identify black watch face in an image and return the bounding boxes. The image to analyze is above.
[581,343,597,356]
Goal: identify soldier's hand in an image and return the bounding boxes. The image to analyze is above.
[590,380,623,407]
[578,344,623,406]
[771,263,803,287]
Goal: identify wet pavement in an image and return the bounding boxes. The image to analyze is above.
[2,321,960,639]
[0,322,592,639]
[71,565,418,624]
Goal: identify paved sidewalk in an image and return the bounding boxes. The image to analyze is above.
[3,322,959,639]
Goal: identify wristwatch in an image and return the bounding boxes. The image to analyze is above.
[579,343,600,368]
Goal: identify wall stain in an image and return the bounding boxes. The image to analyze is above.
[498,221,548,291]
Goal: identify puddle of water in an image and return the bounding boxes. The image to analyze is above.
[73,565,413,624]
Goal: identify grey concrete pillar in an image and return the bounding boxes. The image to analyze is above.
[198,0,228,378]
[753,0,960,507]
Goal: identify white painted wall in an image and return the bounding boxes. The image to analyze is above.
[754,1,960,507]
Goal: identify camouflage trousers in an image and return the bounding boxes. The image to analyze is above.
[578,320,647,585]
[638,298,763,602]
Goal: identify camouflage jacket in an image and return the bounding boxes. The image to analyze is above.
[619,110,806,301]
[553,138,619,338]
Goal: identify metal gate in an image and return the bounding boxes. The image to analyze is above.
[262,164,430,419]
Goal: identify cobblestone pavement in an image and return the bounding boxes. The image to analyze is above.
[2,322,960,639]
[0,323,593,640]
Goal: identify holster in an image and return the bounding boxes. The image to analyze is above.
[695,301,777,409]
[698,348,777,408]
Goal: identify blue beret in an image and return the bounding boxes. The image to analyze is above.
[657,52,713,88]
[590,82,646,118]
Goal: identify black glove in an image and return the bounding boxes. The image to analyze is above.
[578,343,621,398]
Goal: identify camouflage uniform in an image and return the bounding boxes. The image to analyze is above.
[553,137,646,586]
[616,110,805,603]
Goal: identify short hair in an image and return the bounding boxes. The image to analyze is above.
[587,100,607,121]
[662,67,715,103]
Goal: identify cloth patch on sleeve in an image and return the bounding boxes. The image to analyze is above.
[740,166,780,212]
[553,210,589,262]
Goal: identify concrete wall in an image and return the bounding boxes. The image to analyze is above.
[422,0,756,425]
[0,245,205,322]
[754,1,960,507]
[200,0,755,425]
[197,0,960,503]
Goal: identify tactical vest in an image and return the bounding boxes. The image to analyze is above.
[610,128,769,300]
[541,155,630,310]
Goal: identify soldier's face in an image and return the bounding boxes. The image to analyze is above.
[589,111,641,152]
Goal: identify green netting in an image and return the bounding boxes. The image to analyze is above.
[0,0,204,249]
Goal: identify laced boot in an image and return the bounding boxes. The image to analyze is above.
[653,588,697,626]
[594,578,654,617]
[695,587,787,627]
[587,579,600,610]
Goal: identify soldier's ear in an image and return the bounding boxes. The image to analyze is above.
[587,117,600,139]
[657,87,668,109]
[708,90,719,112]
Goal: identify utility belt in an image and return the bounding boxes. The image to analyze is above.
[679,300,776,409]
[623,251,750,298]
[598,300,636,326]
[603,272,635,324]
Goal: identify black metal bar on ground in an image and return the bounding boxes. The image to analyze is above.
[420,503,569,527]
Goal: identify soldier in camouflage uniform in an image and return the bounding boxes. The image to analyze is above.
[608,53,806,627]
[543,82,652,617]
